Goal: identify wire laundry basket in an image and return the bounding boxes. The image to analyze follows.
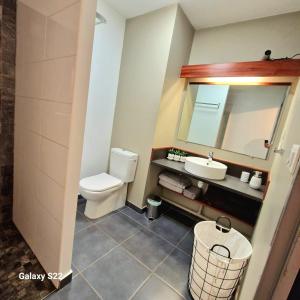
[188,217,253,300]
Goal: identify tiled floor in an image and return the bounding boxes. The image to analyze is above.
[47,199,198,300]
[0,222,55,300]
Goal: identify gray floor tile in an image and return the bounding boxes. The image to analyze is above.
[97,212,142,243]
[72,264,79,277]
[121,207,153,227]
[83,246,150,300]
[72,225,117,271]
[75,211,92,233]
[46,275,100,300]
[45,291,61,300]
[118,205,127,212]
[123,227,174,270]
[149,214,190,245]
[177,231,194,255]
[132,275,184,300]
[155,248,192,299]
[77,198,86,214]
[91,208,124,223]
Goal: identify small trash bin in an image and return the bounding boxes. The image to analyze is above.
[146,198,162,220]
[188,216,253,300]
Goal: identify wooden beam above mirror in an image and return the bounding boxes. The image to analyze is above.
[180,59,300,78]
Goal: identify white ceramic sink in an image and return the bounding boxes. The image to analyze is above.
[184,157,227,180]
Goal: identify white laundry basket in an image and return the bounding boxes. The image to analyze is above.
[188,217,252,300]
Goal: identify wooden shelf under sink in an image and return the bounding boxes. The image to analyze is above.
[152,158,264,202]
[158,183,259,227]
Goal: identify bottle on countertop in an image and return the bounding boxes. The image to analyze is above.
[249,171,262,190]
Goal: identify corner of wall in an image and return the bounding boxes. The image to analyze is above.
[152,5,195,148]
[58,0,97,278]
[145,6,195,201]
[110,5,179,209]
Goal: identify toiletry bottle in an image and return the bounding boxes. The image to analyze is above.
[249,171,262,190]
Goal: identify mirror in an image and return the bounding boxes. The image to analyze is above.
[178,83,290,159]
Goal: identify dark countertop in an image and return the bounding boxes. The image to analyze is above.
[151,158,264,202]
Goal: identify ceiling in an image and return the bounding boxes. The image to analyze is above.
[104,0,300,29]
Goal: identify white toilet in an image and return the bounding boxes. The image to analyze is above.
[79,148,138,219]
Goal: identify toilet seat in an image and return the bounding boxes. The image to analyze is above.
[80,173,123,192]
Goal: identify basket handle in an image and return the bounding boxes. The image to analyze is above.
[216,216,231,233]
[210,244,231,259]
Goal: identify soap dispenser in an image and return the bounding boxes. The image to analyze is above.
[249,171,262,190]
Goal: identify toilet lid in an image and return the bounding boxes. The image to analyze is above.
[80,173,123,192]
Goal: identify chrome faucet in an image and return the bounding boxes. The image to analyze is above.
[208,151,214,163]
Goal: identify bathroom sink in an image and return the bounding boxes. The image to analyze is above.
[184,157,227,180]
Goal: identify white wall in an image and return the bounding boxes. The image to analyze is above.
[189,11,300,65]
[80,0,125,178]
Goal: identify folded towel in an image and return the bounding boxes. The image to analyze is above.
[159,179,184,194]
[183,185,201,200]
[159,172,191,189]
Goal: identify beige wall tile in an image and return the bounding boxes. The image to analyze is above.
[22,4,46,63]
[40,138,68,186]
[15,97,42,134]
[35,203,62,273]
[26,131,42,168]
[20,0,79,17]
[17,2,26,34]
[36,171,65,223]
[45,3,80,59]
[21,62,44,98]
[16,33,24,66]
[14,0,96,285]
[41,101,72,146]
[42,57,76,102]
[16,197,38,251]
[15,163,39,251]
[15,128,41,168]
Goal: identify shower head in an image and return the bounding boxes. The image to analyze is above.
[95,12,107,25]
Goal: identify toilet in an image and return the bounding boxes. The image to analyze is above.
[80,148,138,219]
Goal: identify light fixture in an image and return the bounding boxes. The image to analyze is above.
[95,12,107,25]
[262,49,272,61]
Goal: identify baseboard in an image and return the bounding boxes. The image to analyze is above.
[125,201,146,214]
[58,271,73,289]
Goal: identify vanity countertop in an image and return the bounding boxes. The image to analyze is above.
[151,158,264,202]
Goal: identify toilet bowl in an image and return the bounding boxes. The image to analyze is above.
[80,173,125,219]
[80,148,138,219]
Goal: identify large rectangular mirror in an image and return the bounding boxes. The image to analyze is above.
[178,82,290,159]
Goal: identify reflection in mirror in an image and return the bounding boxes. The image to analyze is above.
[178,83,290,159]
